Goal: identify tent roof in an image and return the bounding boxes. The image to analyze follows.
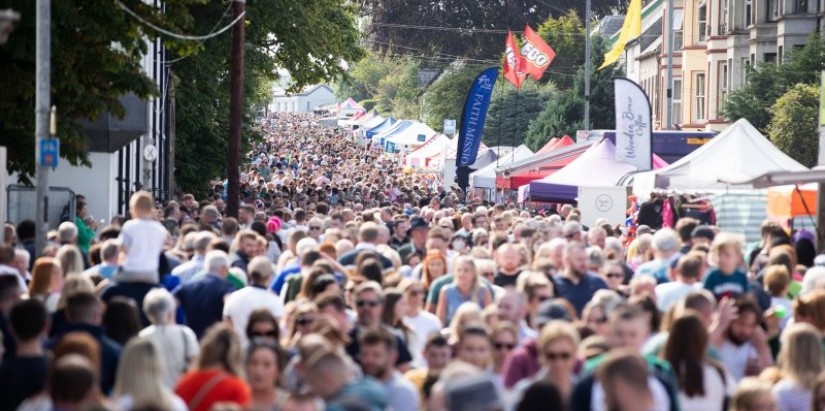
[528,139,669,202]
[365,117,397,138]
[374,120,413,140]
[471,145,535,189]
[537,135,574,155]
[339,98,363,110]
[647,118,807,190]
[386,122,438,146]
[495,140,591,189]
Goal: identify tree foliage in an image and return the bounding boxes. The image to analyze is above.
[723,34,825,132]
[526,36,619,150]
[335,51,420,118]
[360,0,623,60]
[767,84,819,168]
[484,81,557,147]
[173,0,364,195]
[536,10,586,89]
[420,64,483,133]
[0,0,198,182]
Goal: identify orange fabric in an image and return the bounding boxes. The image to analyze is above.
[175,369,251,411]
[767,185,818,219]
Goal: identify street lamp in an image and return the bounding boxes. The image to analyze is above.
[0,9,20,45]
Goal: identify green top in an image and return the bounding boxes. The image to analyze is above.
[74,216,95,254]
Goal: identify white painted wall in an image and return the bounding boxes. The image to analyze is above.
[9,152,119,229]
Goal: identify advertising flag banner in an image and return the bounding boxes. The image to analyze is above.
[521,25,556,80]
[600,0,642,70]
[503,31,526,89]
[455,67,499,191]
[614,77,653,170]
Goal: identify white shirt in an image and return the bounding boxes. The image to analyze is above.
[773,378,812,411]
[119,218,167,272]
[404,310,442,367]
[139,324,200,388]
[718,339,757,382]
[679,364,735,411]
[223,286,285,346]
[655,281,701,312]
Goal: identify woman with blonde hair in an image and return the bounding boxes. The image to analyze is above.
[771,323,823,411]
[732,377,777,411]
[444,302,482,346]
[48,274,95,337]
[175,323,250,411]
[28,257,63,313]
[113,338,187,410]
[55,244,85,276]
[793,289,825,333]
[436,256,491,326]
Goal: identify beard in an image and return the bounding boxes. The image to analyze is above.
[726,327,748,346]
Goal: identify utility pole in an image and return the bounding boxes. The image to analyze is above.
[226,0,245,218]
[584,0,592,130]
[817,71,825,252]
[665,0,674,130]
[34,0,50,257]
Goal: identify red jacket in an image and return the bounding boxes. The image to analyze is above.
[502,339,540,389]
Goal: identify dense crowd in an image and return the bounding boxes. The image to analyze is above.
[1,113,825,411]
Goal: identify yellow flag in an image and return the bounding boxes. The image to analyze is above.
[599,0,643,70]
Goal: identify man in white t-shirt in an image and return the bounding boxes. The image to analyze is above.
[401,281,441,368]
[655,252,704,312]
[224,256,284,346]
[717,298,771,381]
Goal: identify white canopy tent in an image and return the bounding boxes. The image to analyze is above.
[633,119,808,196]
[470,145,534,190]
[404,134,452,168]
[384,121,439,152]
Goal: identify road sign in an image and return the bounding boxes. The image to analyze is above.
[39,138,59,168]
[443,119,456,136]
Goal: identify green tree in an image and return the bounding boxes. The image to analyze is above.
[723,34,825,132]
[767,84,818,168]
[335,51,420,117]
[173,0,364,195]
[536,10,586,89]
[0,0,197,181]
[421,64,484,132]
[361,0,623,60]
[484,81,556,147]
[526,35,619,150]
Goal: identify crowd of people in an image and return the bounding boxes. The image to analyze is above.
[1,113,825,411]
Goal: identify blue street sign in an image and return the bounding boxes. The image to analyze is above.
[39,138,59,168]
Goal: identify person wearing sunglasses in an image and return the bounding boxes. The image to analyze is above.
[345,282,413,372]
[510,321,580,408]
[490,322,518,384]
[601,260,628,295]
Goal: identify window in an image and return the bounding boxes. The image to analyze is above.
[719,62,729,104]
[744,0,753,26]
[720,0,729,33]
[697,2,708,42]
[672,79,683,125]
[778,46,783,63]
[673,9,684,50]
[694,73,706,122]
[767,0,780,21]
[796,0,809,13]
[742,57,751,81]
[764,52,777,63]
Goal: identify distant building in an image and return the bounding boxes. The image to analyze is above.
[619,0,821,131]
[270,84,336,113]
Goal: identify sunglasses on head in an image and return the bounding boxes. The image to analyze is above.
[356,300,381,308]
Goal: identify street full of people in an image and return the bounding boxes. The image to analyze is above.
[1,113,824,411]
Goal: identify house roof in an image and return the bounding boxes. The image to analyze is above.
[273,84,334,97]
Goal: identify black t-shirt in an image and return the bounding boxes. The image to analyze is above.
[494,270,522,288]
[0,355,48,410]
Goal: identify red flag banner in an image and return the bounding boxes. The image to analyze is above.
[521,25,556,80]
[503,31,526,89]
